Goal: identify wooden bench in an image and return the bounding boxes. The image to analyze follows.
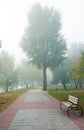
[60,95,83,117]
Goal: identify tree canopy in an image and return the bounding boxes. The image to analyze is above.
[0,51,18,92]
[67,52,84,88]
[51,60,70,89]
[20,3,66,90]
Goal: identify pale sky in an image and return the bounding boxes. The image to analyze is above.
[0,0,84,64]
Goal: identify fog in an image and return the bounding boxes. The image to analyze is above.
[0,0,84,64]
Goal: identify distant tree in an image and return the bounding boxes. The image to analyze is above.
[67,52,84,88]
[0,51,18,92]
[68,42,84,63]
[51,68,59,85]
[67,64,79,89]
[51,60,70,89]
[20,3,66,90]
[78,52,84,74]
[0,40,2,48]
[75,52,84,87]
[18,60,43,88]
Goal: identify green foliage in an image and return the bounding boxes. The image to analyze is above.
[78,52,84,78]
[17,61,43,88]
[51,60,70,89]
[0,51,18,92]
[20,3,66,90]
[67,52,84,88]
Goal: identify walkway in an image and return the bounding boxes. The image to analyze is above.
[0,89,84,130]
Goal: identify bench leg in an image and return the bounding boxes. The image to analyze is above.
[76,105,83,117]
[60,102,62,110]
[67,107,71,117]
[60,103,71,117]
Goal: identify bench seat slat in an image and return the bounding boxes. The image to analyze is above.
[68,95,78,104]
[62,101,72,107]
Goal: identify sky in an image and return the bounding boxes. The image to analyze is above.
[0,0,84,64]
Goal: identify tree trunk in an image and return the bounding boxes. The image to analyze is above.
[63,83,67,90]
[75,80,78,89]
[5,85,8,92]
[43,65,47,91]
[24,80,29,89]
[26,84,28,89]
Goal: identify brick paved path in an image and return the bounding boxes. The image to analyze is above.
[0,89,84,130]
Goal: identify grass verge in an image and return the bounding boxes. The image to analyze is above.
[0,89,28,113]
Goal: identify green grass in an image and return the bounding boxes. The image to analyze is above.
[48,89,84,116]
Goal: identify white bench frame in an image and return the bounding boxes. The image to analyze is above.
[60,95,83,117]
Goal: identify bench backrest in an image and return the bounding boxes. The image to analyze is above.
[68,95,79,105]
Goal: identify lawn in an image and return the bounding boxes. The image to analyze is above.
[0,89,28,113]
[48,89,84,116]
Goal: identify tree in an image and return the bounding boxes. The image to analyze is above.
[75,52,84,87]
[20,3,66,90]
[0,40,2,48]
[0,51,18,92]
[67,52,84,89]
[17,60,43,88]
[78,52,84,79]
[67,42,84,64]
[51,60,70,89]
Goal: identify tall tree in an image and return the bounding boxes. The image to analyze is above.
[20,3,66,90]
[0,51,18,92]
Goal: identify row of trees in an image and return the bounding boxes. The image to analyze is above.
[0,51,43,92]
[0,46,84,92]
[0,44,83,92]
[51,43,84,89]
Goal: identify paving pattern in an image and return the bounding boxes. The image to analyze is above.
[24,91,50,102]
[0,89,84,130]
[8,109,79,130]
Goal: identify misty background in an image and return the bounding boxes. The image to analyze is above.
[0,0,84,64]
[0,0,84,92]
